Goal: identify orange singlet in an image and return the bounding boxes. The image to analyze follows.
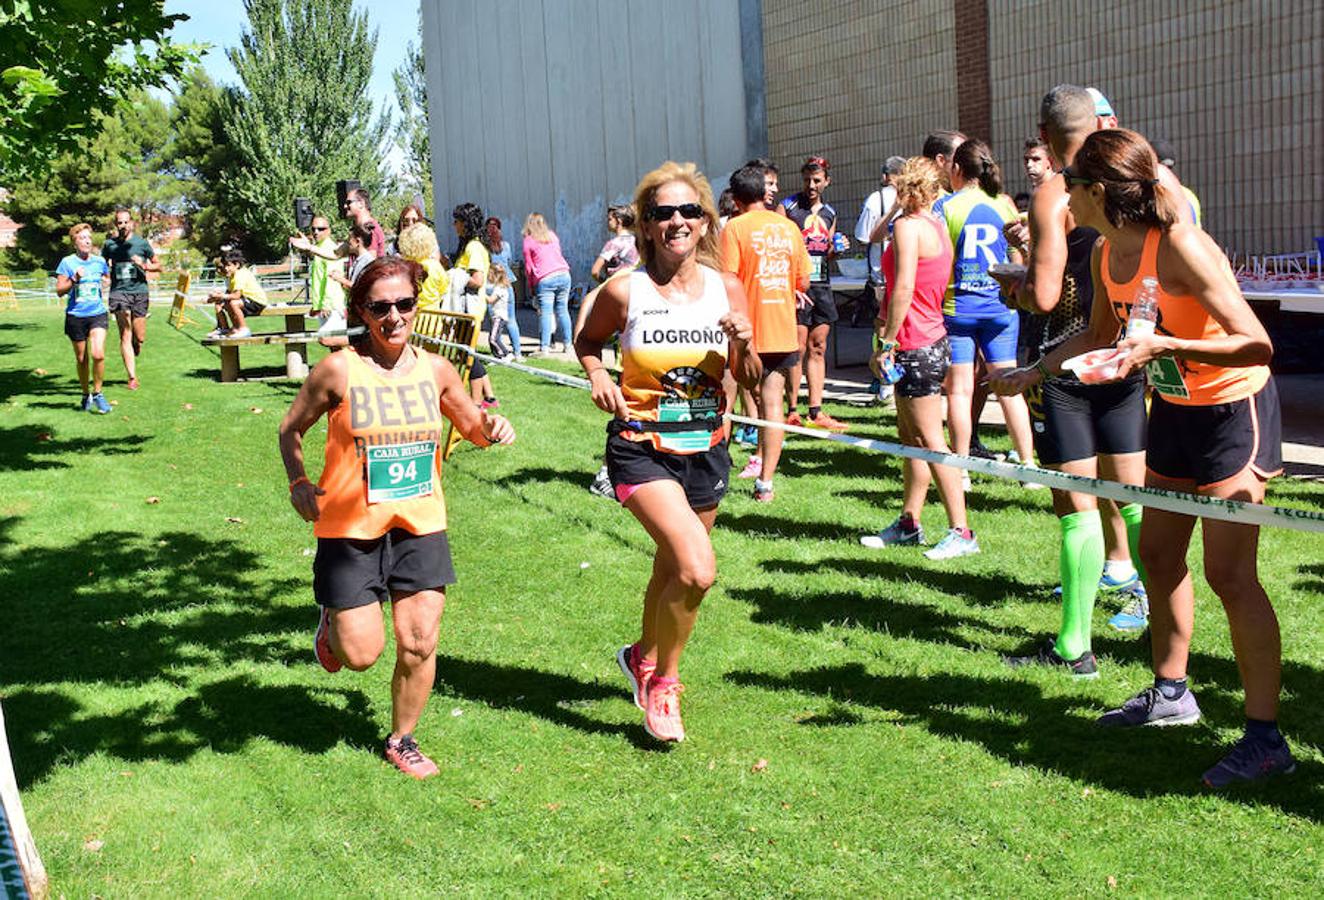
[314,347,448,539]
[1101,228,1269,406]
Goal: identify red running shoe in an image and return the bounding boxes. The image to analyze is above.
[644,677,686,742]
[809,411,850,432]
[786,411,804,427]
[314,607,342,673]
[616,643,655,711]
[384,734,439,779]
[127,377,140,391]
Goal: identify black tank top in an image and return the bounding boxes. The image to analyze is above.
[1039,224,1098,354]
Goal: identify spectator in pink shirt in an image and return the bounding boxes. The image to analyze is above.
[522,212,573,354]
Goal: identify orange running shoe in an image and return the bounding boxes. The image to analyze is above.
[314,607,342,673]
[809,411,850,432]
[786,411,804,427]
[384,734,439,779]
[644,677,686,742]
[616,643,655,710]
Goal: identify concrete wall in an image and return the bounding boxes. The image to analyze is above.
[420,0,753,283]
[762,0,1324,257]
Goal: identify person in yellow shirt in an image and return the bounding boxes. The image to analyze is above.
[396,224,449,311]
[207,248,268,338]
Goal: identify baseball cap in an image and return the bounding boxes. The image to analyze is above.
[1149,138,1177,167]
[1087,87,1116,117]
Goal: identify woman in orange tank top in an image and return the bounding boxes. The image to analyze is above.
[1057,128,1292,787]
[278,257,514,779]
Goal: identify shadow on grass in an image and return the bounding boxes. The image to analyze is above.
[181,365,303,383]
[759,556,1054,607]
[718,510,859,543]
[0,525,373,781]
[726,664,1324,821]
[492,464,595,493]
[0,425,150,471]
[1296,561,1324,592]
[0,367,79,400]
[434,656,655,749]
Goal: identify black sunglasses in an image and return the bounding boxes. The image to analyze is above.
[644,203,705,222]
[1062,168,1093,188]
[313,225,330,232]
[363,297,418,317]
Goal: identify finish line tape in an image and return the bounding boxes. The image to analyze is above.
[419,337,1324,534]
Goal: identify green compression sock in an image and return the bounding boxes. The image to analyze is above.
[1055,509,1105,661]
[1119,502,1146,584]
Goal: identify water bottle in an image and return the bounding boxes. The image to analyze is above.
[1127,277,1160,339]
[880,358,905,385]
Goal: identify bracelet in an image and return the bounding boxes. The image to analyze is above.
[877,339,897,353]
[289,475,311,492]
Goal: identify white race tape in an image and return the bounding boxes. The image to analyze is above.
[424,337,1324,534]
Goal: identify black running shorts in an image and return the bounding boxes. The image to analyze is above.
[108,291,150,317]
[1031,374,1147,466]
[1146,379,1282,488]
[64,312,108,342]
[796,283,838,327]
[313,528,456,609]
[758,350,800,372]
[605,433,731,509]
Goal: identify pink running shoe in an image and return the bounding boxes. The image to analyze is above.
[644,677,686,742]
[616,643,655,711]
[314,607,342,673]
[738,456,762,479]
[383,734,439,779]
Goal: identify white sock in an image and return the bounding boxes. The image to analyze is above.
[754,478,772,492]
[1103,559,1137,581]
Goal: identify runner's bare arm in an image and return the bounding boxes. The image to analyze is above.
[877,215,919,343]
[719,271,762,391]
[432,354,515,446]
[55,273,74,296]
[996,183,1067,313]
[1117,226,1271,376]
[278,352,348,521]
[574,275,630,417]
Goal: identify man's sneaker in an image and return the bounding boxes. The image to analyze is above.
[753,483,774,503]
[314,607,342,673]
[644,678,685,742]
[1099,570,1141,593]
[383,734,439,779]
[923,528,980,561]
[480,398,500,409]
[230,326,253,338]
[808,411,850,432]
[1004,638,1099,678]
[1202,733,1296,789]
[616,643,655,711]
[786,410,803,427]
[860,516,925,549]
[206,327,228,339]
[733,424,758,447]
[738,456,762,479]
[1108,584,1150,632]
[969,440,1005,461]
[589,465,615,499]
[1097,685,1202,727]
[90,392,112,414]
[80,394,93,412]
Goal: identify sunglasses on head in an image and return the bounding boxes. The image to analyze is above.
[363,297,418,317]
[1062,168,1094,188]
[644,203,705,222]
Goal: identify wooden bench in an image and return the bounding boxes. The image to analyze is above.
[202,332,314,382]
[258,302,313,332]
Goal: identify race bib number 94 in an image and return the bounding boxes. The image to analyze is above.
[365,440,436,503]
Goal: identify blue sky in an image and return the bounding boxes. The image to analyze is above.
[163,0,418,169]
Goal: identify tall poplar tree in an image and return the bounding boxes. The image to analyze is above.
[220,0,390,258]
[392,15,432,215]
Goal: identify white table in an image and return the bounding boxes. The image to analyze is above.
[1242,288,1324,313]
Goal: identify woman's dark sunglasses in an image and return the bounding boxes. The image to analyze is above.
[363,297,418,317]
[644,203,705,222]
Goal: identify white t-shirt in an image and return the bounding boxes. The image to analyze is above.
[854,185,897,284]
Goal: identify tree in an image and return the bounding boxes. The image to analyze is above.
[2,90,180,271]
[163,70,242,258]
[392,10,432,216]
[0,0,194,181]
[220,0,391,259]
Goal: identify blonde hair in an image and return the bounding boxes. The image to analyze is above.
[892,157,944,215]
[631,161,720,269]
[522,212,552,243]
[68,222,92,241]
[396,222,439,263]
[487,264,509,287]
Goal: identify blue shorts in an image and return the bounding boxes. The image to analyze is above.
[944,310,1020,366]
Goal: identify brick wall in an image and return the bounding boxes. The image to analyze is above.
[762,0,1324,256]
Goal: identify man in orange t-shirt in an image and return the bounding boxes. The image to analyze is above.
[720,164,811,502]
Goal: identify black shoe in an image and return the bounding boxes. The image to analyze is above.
[1004,638,1099,679]
[968,441,1004,462]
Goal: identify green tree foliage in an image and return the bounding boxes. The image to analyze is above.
[392,13,432,216]
[221,0,391,259]
[163,70,241,258]
[2,90,181,271]
[0,0,195,181]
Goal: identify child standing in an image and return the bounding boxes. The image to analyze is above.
[486,265,513,359]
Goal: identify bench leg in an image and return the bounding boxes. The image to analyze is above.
[286,344,309,378]
[220,345,239,382]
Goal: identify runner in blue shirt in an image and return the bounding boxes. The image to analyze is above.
[54,223,112,413]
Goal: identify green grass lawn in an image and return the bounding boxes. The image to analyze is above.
[1,306,1321,896]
